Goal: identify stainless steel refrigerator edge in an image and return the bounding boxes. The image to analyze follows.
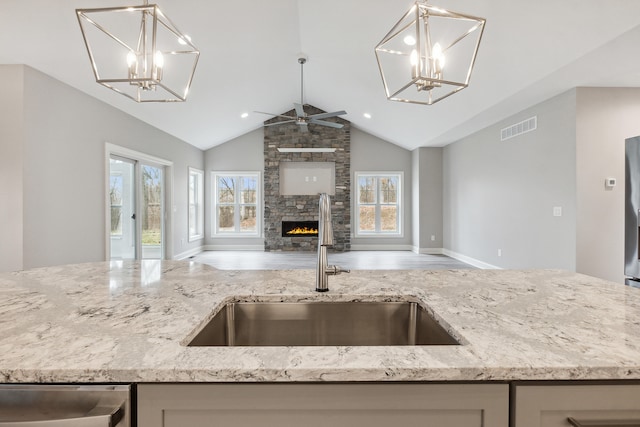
[624,137,640,285]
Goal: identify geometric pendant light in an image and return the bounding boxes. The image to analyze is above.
[375,1,485,105]
[76,1,199,102]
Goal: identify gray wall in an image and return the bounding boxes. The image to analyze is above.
[575,87,640,283]
[351,127,413,249]
[443,90,577,270]
[204,126,415,250]
[1,65,204,271]
[442,86,640,282]
[412,147,443,252]
[0,66,25,272]
[204,128,264,249]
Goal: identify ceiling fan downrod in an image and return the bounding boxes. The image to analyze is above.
[298,55,307,107]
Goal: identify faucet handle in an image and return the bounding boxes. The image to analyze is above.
[327,265,350,275]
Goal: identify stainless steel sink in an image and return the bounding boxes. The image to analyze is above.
[187,301,460,346]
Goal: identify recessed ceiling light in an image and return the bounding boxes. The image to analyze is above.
[363,113,372,119]
[403,35,416,46]
[241,112,249,118]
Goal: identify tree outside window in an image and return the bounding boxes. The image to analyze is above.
[355,173,402,236]
[141,165,163,246]
[213,173,260,236]
[110,174,123,236]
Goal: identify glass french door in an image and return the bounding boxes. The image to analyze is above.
[109,157,136,260]
[140,163,164,259]
[109,156,165,260]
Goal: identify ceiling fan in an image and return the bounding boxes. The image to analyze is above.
[255,56,347,133]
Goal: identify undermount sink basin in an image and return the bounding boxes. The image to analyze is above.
[187,301,460,347]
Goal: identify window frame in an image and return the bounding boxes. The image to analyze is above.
[188,167,204,242]
[211,171,262,238]
[354,171,403,238]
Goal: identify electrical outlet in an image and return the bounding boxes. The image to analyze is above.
[431,235,436,241]
[553,206,562,217]
[498,249,502,257]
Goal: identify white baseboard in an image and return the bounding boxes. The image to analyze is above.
[173,246,204,260]
[418,248,444,255]
[350,244,414,251]
[441,249,501,270]
[203,244,266,251]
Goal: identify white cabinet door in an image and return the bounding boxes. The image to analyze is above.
[513,383,640,427]
[138,383,509,427]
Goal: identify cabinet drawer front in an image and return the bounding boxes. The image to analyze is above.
[514,384,640,427]
[164,409,481,427]
[138,383,509,427]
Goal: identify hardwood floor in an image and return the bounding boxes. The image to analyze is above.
[190,250,474,270]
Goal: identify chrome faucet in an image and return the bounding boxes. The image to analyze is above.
[316,193,349,292]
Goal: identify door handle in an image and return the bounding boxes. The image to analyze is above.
[637,209,640,261]
[568,417,640,427]
[0,403,124,427]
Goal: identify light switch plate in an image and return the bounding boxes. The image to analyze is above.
[553,206,562,217]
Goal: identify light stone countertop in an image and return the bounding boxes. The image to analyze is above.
[1,260,640,383]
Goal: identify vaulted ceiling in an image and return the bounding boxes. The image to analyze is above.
[2,0,640,150]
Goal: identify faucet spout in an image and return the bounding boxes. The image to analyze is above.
[316,193,349,292]
[318,192,334,246]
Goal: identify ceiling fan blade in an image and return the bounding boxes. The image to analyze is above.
[294,103,305,118]
[264,120,296,127]
[309,119,344,129]
[308,110,347,120]
[254,111,296,120]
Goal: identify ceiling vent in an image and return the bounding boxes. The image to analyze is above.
[501,116,537,141]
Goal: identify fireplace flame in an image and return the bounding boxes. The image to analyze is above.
[286,226,318,235]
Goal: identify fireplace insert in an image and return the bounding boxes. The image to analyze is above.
[282,221,319,237]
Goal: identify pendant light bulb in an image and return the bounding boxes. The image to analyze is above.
[127,51,137,78]
[155,51,164,68]
[410,49,418,66]
[410,49,419,78]
[154,51,164,81]
[432,43,445,72]
[127,51,136,67]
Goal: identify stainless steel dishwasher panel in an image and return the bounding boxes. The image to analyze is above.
[0,384,130,427]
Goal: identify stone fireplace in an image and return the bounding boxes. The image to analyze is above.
[264,105,350,251]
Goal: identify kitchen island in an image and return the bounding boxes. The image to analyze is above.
[0,260,639,383]
[3,260,640,426]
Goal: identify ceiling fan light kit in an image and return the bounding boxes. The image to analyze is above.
[76,0,199,102]
[256,56,347,133]
[375,0,485,105]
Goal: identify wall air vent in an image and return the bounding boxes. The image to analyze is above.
[500,116,537,141]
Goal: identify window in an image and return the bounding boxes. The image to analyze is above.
[188,167,204,241]
[212,172,261,236]
[355,172,402,236]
